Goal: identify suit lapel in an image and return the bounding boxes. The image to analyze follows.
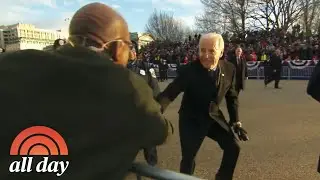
[233,57,238,66]
[216,61,225,103]
[208,61,231,132]
[242,58,246,67]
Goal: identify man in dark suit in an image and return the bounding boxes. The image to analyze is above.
[265,49,282,89]
[158,59,168,82]
[157,33,248,180]
[228,47,248,94]
[0,3,173,180]
[307,60,320,102]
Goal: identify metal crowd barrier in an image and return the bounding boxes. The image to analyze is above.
[248,66,315,80]
[130,162,205,180]
[155,66,315,80]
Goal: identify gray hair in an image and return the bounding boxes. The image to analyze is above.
[199,33,224,53]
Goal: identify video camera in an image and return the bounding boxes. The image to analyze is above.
[53,39,67,50]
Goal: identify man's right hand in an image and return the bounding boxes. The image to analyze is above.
[232,123,249,141]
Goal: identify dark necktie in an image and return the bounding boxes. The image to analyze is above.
[238,57,242,70]
[208,69,216,80]
[208,69,220,87]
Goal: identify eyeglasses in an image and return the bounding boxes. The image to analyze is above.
[103,39,133,50]
[69,35,133,50]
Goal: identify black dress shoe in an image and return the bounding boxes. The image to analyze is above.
[215,174,232,180]
[215,174,221,180]
[275,87,282,89]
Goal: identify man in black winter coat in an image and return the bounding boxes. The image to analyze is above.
[127,53,161,166]
[265,49,282,89]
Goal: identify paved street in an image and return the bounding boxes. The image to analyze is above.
[133,80,320,180]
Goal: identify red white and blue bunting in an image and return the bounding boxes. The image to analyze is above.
[242,60,315,70]
[149,60,317,71]
[247,61,261,70]
[286,60,313,69]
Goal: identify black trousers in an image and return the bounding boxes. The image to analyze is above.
[159,70,166,81]
[235,82,242,95]
[164,70,168,80]
[265,69,281,88]
[179,114,240,180]
[236,89,241,95]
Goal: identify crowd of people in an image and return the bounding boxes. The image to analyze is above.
[138,34,200,65]
[138,28,320,64]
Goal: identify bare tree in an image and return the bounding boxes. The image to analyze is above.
[250,0,304,31]
[183,25,195,38]
[299,0,320,37]
[196,0,256,38]
[195,0,320,39]
[195,6,224,33]
[313,12,320,34]
[145,10,188,42]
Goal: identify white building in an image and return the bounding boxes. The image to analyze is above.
[0,23,68,52]
[0,29,5,49]
[130,32,154,50]
[137,33,154,49]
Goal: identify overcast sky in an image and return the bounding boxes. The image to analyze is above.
[0,0,203,32]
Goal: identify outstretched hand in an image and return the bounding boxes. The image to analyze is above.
[232,123,249,141]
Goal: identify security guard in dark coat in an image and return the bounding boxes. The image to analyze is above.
[307,60,320,102]
[265,49,282,89]
[158,59,169,82]
[128,52,160,97]
[0,3,173,180]
[157,33,248,180]
[127,51,160,166]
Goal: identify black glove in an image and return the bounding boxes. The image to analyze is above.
[232,122,249,141]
